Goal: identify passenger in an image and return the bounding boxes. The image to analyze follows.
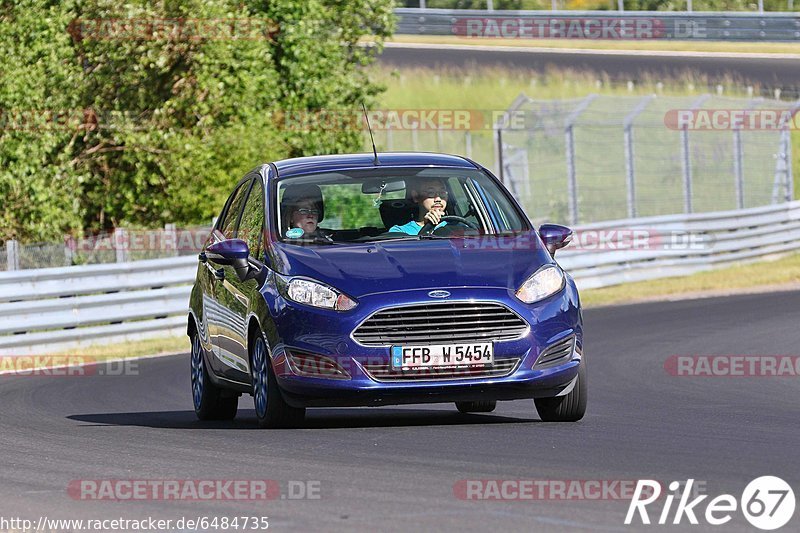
[389,178,449,235]
[280,184,328,239]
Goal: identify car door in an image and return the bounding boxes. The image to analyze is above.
[212,175,266,381]
[204,178,253,377]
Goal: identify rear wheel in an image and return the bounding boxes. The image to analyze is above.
[190,331,238,420]
[251,334,305,429]
[455,400,497,413]
[534,363,587,422]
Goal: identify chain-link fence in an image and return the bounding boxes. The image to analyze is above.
[3,225,211,271]
[497,94,796,224]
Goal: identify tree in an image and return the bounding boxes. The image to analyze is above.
[0,0,394,241]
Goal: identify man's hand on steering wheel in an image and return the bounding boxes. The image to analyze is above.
[419,215,479,236]
[423,208,443,227]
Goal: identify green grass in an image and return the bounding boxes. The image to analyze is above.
[580,252,800,308]
[388,35,800,55]
[53,334,187,361]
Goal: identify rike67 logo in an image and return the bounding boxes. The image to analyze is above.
[626,477,795,530]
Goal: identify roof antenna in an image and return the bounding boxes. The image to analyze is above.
[361,102,379,166]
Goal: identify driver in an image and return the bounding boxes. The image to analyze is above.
[389,178,449,235]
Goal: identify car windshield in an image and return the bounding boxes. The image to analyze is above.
[274,167,529,244]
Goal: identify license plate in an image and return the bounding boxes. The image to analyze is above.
[390,342,493,369]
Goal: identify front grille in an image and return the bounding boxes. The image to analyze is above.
[352,302,528,346]
[534,336,576,369]
[362,357,521,383]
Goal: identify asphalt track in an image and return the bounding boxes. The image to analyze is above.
[378,44,800,94]
[1,289,798,531]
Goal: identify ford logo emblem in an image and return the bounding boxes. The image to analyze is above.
[428,290,450,299]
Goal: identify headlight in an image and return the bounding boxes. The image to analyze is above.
[515,265,565,304]
[278,276,357,311]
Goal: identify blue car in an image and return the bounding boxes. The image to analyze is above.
[188,152,585,428]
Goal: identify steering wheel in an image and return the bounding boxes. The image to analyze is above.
[419,215,479,236]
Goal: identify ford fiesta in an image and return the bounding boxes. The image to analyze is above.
[188,153,586,428]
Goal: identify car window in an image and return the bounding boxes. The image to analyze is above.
[473,180,525,232]
[319,183,386,230]
[219,179,252,240]
[238,179,264,259]
[274,167,529,244]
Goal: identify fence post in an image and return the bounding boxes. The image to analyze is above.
[788,129,795,202]
[564,94,598,225]
[772,100,800,203]
[114,227,129,263]
[680,126,693,214]
[64,236,74,266]
[5,240,19,271]
[164,223,178,257]
[623,95,655,219]
[465,131,472,159]
[386,123,393,151]
[436,127,444,152]
[733,128,744,209]
[682,95,711,214]
[411,128,419,151]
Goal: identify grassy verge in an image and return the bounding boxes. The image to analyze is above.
[387,35,800,55]
[580,252,800,308]
[53,335,187,361]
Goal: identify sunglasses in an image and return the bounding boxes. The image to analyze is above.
[421,188,449,198]
[295,208,319,217]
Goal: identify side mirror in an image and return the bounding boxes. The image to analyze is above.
[206,239,252,281]
[538,224,573,256]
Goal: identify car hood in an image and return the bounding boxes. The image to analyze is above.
[269,233,555,298]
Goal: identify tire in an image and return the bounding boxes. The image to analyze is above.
[190,330,238,421]
[534,362,587,422]
[250,333,305,429]
[455,400,497,413]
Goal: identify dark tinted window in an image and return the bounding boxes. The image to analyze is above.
[238,179,264,259]
[219,179,252,239]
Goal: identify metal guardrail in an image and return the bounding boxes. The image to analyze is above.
[0,256,197,355]
[395,8,800,41]
[0,200,798,355]
[557,200,800,288]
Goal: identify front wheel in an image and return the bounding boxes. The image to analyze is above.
[190,331,238,420]
[534,363,587,422]
[251,334,305,429]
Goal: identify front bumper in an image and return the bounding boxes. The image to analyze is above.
[266,283,583,408]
